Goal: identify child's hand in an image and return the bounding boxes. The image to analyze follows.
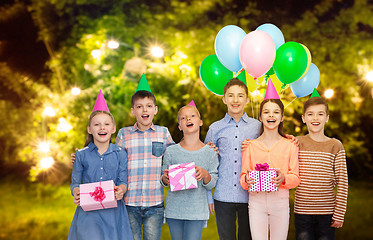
[114,185,125,200]
[272,169,285,187]
[73,187,80,206]
[331,220,343,228]
[71,148,78,164]
[208,203,215,215]
[206,142,219,155]
[245,170,254,188]
[162,169,170,186]
[195,166,211,184]
[241,139,250,151]
[285,134,298,145]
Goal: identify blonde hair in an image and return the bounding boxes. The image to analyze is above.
[177,105,201,123]
[84,111,115,146]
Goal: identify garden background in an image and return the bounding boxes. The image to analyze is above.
[0,0,372,239]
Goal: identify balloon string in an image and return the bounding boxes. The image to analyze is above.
[284,97,297,109]
[280,83,287,99]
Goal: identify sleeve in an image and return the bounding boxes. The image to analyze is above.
[116,148,128,187]
[204,127,214,144]
[206,190,214,204]
[70,151,84,196]
[115,129,125,149]
[161,148,172,187]
[202,150,219,190]
[281,142,301,189]
[165,128,175,147]
[240,142,251,190]
[332,146,348,222]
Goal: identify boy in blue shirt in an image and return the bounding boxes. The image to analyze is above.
[205,78,261,240]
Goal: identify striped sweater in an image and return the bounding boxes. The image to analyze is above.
[294,135,348,222]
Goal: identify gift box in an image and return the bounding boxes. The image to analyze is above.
[169,162,198,192]
[249,163,278,192]
[79,180,117,211]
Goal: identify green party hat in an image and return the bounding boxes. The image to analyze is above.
[136,73,152,92]
[310,88,321,98]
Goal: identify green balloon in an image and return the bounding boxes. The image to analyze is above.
[236,70,247,85]
[199,54,233,96]
[273,42,308,84]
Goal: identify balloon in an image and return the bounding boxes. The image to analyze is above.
[298,43,312,79]
[215,25,246,72]
[239,30,276,79]
[256,23,285,49]
[290,63,320,98]
[199,54,233,96]
[273,41,308,84]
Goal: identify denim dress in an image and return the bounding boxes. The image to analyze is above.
[68,142,134,240]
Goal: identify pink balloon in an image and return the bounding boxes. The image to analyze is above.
[239,30,276,78]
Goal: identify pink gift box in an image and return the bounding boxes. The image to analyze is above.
[249,169,278,192]
[79,180,117,211]
[169,162,198,192]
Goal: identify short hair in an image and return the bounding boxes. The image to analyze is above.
[259,99,285,137]
[303,97,329,115]
[223,78,248,96]
[84,111,115,147]
[131,90,157,107]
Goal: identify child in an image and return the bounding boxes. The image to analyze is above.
[161,102,219,240]
[240,82,300,240]
[68,91,133,240]
[115,75,175,240]
[205,78,261,240]
[294,93,348,240]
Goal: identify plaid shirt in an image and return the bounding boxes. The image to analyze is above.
[116,123,174,207]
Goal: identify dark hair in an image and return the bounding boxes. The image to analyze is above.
[131,90,157,107]
[259,99,285,137]
[303,97,329,115]
[223,78,248,96]
[84,111,115,147]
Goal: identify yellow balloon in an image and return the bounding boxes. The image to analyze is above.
[298,43,312,80]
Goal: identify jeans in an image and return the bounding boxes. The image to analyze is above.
[249,189,290,240]
[166,218,204,240]
[214,200,251,240]
[295,214,335,240]
[126,203,164,240]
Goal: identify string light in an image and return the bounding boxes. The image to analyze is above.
[150,46,164,58]
[57,118,72,132]
[38,141,50,153]
[365,71,373,82]
[107,40,119,49]
[91,49,101,59]
[324,89,334,99]
[71,87,81,96]
[40,157,54,170]
[43,107,56,117]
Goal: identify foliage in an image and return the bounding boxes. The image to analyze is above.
[0,0,372,182]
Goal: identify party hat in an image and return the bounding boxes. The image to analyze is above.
[188,100,196,108]
[136,73,152,92]
[92,89,109,112]
[310,88,321,98]
[264,78,280,100]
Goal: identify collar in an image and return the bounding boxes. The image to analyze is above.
[223,112,249,124]
[131,122,156,133]
[88,142,119,154]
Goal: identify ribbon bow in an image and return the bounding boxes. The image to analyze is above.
[255,163,269,171]
[89,186,106,202]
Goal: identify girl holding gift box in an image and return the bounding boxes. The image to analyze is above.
[161,101,219,240]
[240,80,300,240]
[68,90,133,240]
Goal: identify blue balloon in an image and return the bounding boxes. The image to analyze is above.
[290,63,320,98]
[215,25,246,72]
[256,23,285,49]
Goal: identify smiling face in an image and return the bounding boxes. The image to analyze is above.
[302,104,329,134]
[131,96,158,131]
[87,112,116,145]
[223,85,249,119]
[260,101,283,131]
[178,106,202,134]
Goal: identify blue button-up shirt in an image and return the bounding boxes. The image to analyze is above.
[205,113,260,203]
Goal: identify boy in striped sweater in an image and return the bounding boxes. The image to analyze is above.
[294,94,348,240]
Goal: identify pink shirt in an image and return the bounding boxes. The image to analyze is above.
[240,138,300,190]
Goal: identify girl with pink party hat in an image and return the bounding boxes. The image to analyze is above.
[68,90,133,240]
[240,79,300,240]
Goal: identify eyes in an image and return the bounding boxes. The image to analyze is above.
[306,112,325,117]
[136,104,154,109]
[262,110,281,114]
[180,114,196,120]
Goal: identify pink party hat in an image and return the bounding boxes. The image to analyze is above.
[92,89,110,112]
[264,78,280,100]
[188,100,196,108]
